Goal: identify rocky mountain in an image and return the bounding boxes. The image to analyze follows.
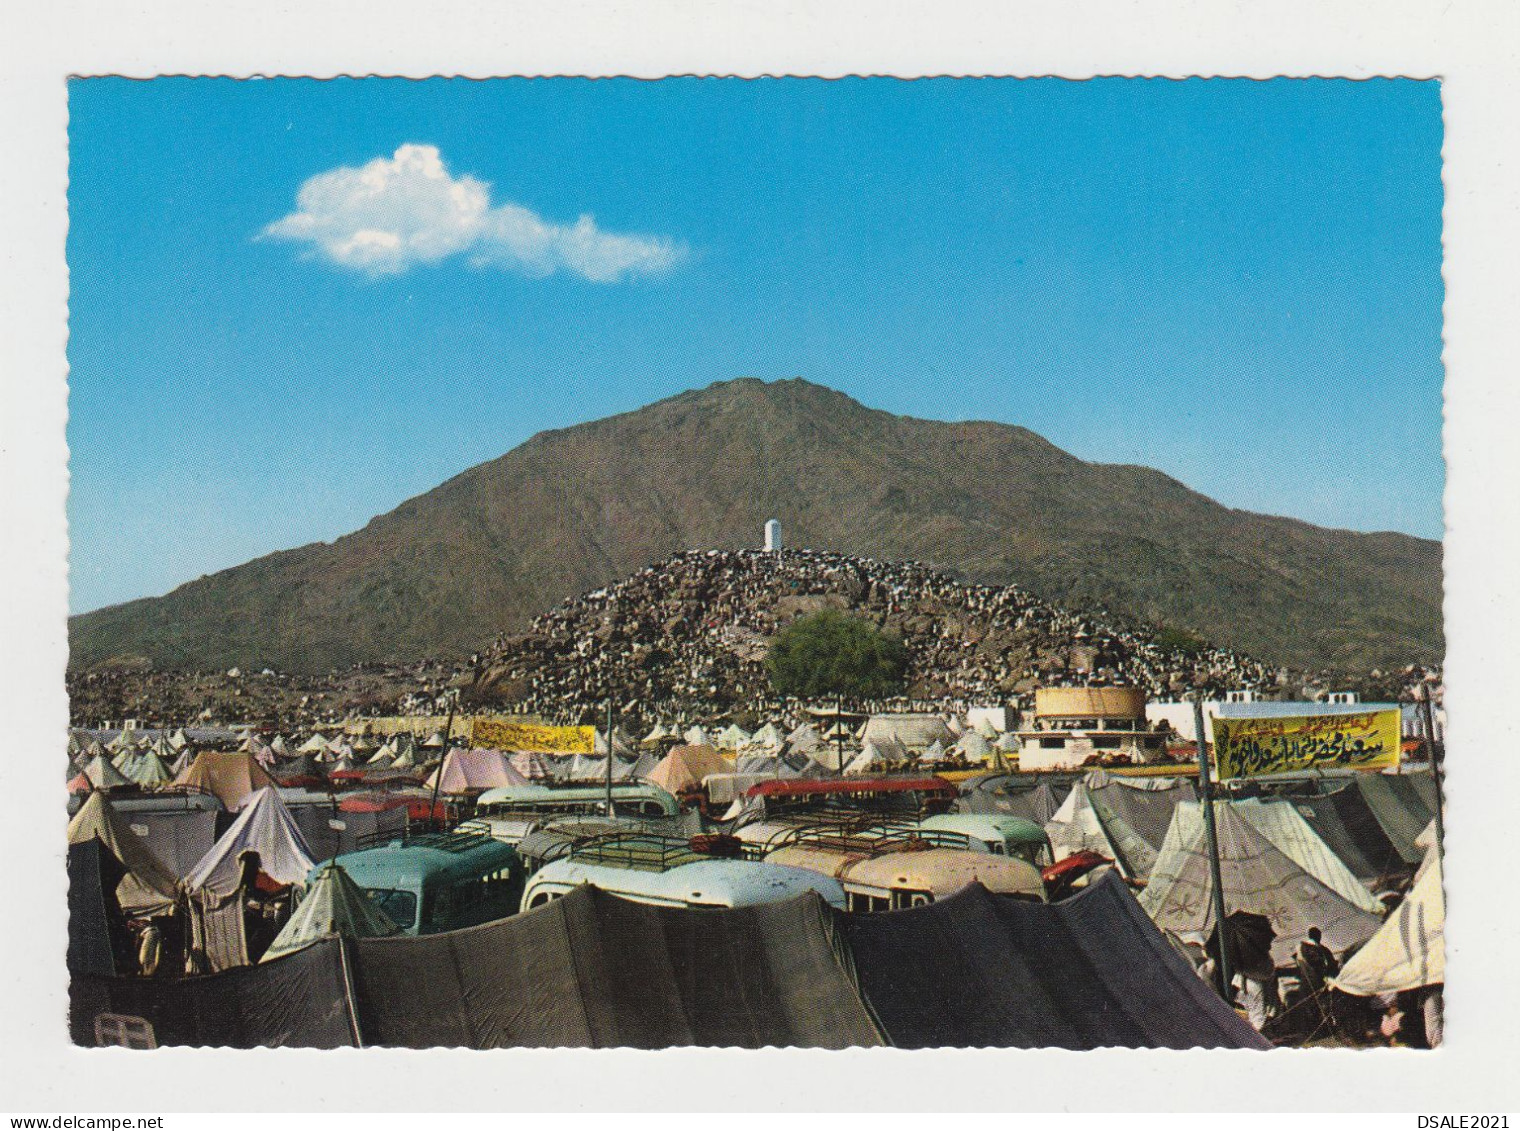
[69,378,1442,675]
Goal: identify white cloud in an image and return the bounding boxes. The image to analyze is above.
[262,143,685,282]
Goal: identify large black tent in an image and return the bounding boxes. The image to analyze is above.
[70,938,359,1048]
[839,873,1270,1049]
[67,839,135,978]
[348,884,884,1048]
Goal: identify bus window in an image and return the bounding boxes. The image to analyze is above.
[365,888,418,930]
[526,890,555,909]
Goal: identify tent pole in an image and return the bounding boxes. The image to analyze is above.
[1194,696,1233,1001]
[428,699,455,834]
[605,698,615,818]
[1418,684,1445,858]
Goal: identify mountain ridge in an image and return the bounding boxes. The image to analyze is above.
[69,377,1443,675]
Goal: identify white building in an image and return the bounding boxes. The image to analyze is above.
[763,518,783,552]
[1017,687,1168,772]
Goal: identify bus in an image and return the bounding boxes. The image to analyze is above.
[322,832,523,935]
[474,782,681,819]
[519,833,847,912]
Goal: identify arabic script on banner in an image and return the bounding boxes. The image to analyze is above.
[471,718,596,753]
[1211,709,1401,780]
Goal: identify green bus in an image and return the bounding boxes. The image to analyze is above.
[322,832,523,935]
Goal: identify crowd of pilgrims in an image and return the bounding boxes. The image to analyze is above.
[73,548,1401,735]
[474,549,1290,726]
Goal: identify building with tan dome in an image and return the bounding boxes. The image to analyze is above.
[1015,686,1168,771]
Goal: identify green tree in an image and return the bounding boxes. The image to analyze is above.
[766,610,908,702]
[767,610,908,775]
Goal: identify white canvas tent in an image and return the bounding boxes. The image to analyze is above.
[751,722,784,749]
[297,733,331,755]
[185,786,317,898]
[1332,847,1444,996]
[1139,801,1384,965]
[716,724,751,750]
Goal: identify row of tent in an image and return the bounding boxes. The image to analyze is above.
[69,874,1269,1050]
[962,768,1443,990]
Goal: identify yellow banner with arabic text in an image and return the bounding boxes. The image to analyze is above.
[1211,708,1400,780]
[470,719,596,754]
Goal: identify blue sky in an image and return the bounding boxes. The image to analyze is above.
[68,77,1445,615]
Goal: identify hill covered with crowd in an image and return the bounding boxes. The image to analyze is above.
[469,548,1301,725]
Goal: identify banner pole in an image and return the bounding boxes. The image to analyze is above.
[1194,695,1233,1001]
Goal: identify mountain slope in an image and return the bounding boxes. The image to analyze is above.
[69,378,1443,674]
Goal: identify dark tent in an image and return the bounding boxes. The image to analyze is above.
[348,884,883,1048]
[126,808,220,882]
[287,803,408,864]
[68,839,136,977]
[273,754,329,787]
[1088,778,1195,854]
[1295,785,1411,884]
[1354,774,1436,865]
[69,937,358,1049]
[839,873,1269,1049]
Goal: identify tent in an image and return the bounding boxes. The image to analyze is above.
[389,734,418,769]
[1353,773,1438,866]
[642,723,673,745]
[954,731,992,763]
[839,875,1268,1049]
[751,722,784,750]
[297,733,331,755]
[173,750,277,810]
[348,884,882,1048]
[510,750,557,781]
[1045,781,1165,880]
[1228,798,1385,916]
[594,729,634,758]
[682,725,712,748]
[269,734,291,758]
[422,730,447,749]
[784,723,822,754]
[126,808,221,882]
[69,937,359,1049]
[1294,783,1411,885]
[185,787,317,898]
[67,840,136,976]
[290,804,408,864]
[844,741,905,776]
[423,748,530,794]
[861,713,955,752]
[124,744,175,788]
[956,775,1069,824]
[66,792,181,917]
[261,862,400,962]
[628,751,661,782]
[716,723,751,750]
[1333,847,1444,996]
[74,753,130,791]
[1139,801,1384,965]
[168,728,191,751]
[645,744,730,795]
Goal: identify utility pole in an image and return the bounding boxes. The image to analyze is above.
[1194,695,1233,1001]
